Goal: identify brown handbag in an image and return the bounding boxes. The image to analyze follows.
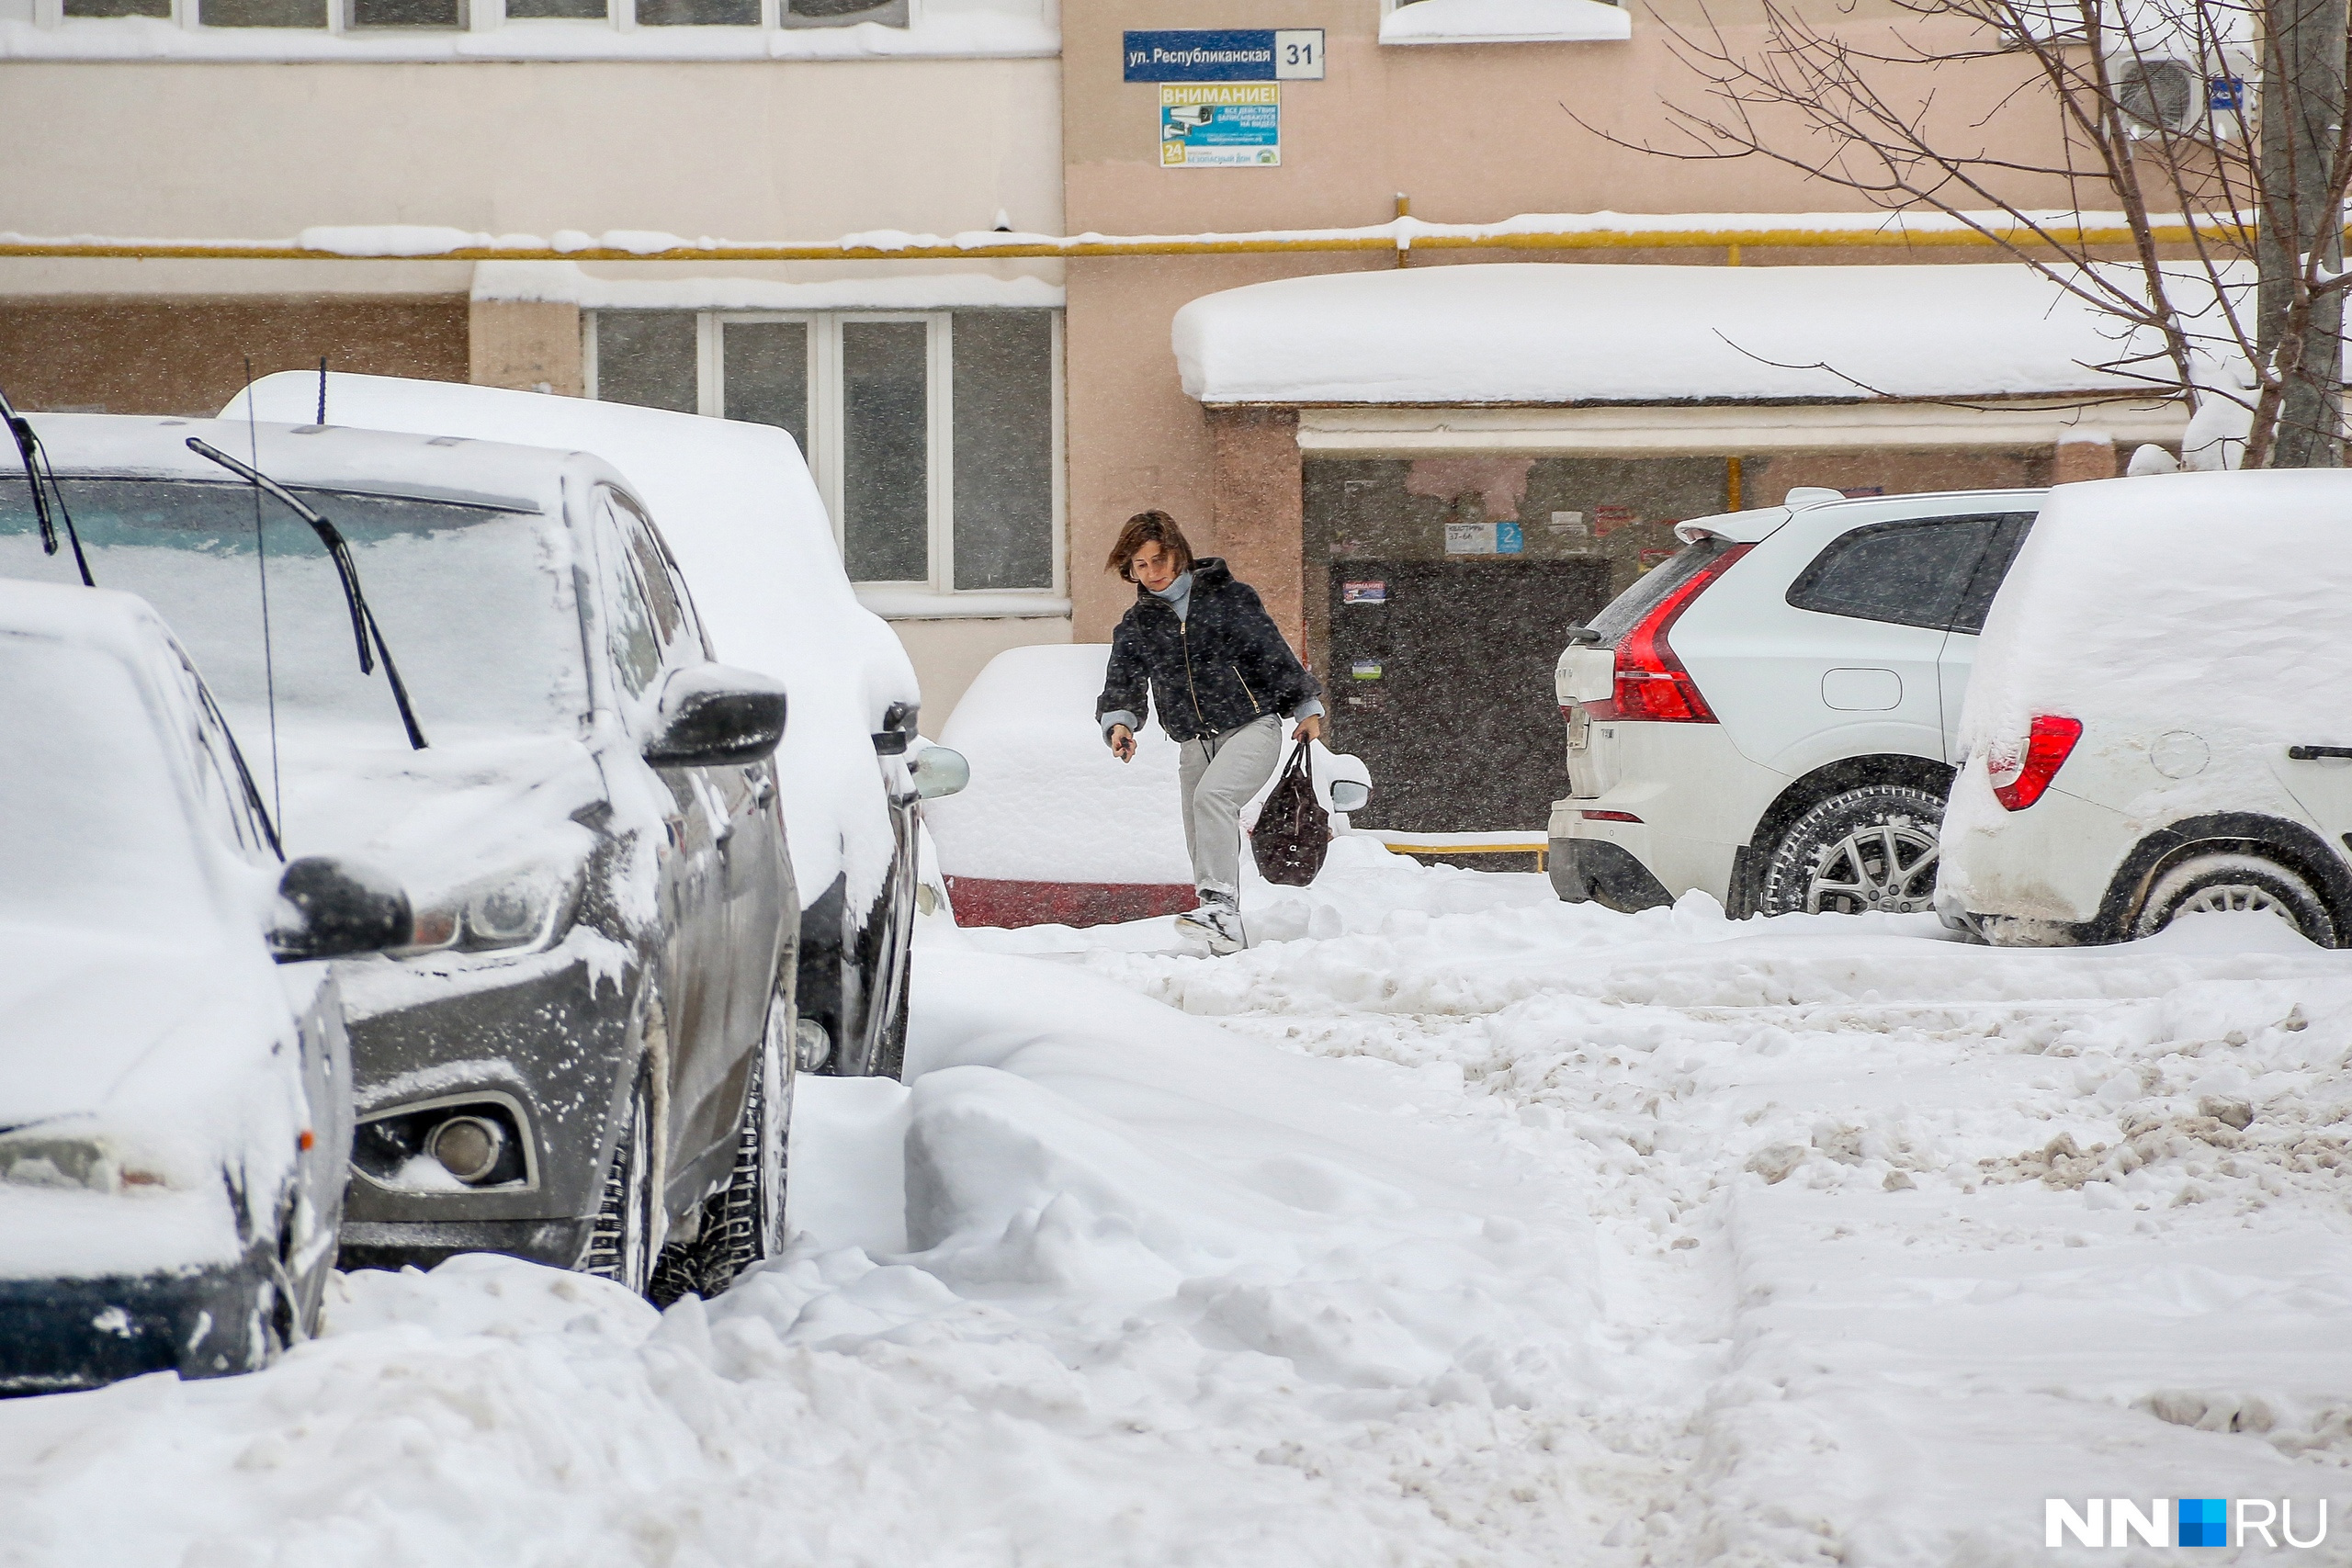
[1251,743,1329,886]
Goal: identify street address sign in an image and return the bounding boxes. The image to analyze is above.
[1124,28,1325,82]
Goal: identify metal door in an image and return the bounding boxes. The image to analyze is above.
[1327,558,1611,831]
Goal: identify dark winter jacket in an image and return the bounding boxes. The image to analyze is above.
[1097,558,1319,744]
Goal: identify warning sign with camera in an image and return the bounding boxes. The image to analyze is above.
[1160,85,1280,167]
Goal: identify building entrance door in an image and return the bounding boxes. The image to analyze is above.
[1327,558,1611,832]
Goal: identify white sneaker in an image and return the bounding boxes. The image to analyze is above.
[1176,895,1247,956]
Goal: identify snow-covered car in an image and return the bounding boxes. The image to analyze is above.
[926,644,1371,927]
[1939,470,2352,946]
[0,581,408,1393]
[0,415,797,1303]
[225,373,958,1081]
[1548,487,2044,917]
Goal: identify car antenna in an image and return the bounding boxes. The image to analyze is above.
[0,381,95,587]
[184,435,429,750]
[315,357,327,425]
[243,357,284,826]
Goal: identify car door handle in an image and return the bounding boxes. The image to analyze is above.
[2288,745,2352,761]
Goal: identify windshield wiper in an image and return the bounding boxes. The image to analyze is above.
[0,384,94,587]
[185,438,427,750]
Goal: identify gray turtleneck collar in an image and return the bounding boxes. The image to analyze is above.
[1152,570,1195,624]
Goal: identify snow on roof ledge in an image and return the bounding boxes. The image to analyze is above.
[1172,263,2153,406]
[1380,0,1631,45]
[470,260,1065,311]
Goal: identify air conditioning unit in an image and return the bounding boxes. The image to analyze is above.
[2107,42,2257,140]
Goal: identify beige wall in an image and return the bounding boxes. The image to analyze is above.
[894,614,1077,726]
[0,56,1064,297]
[1063,0,2076,231]
[1064,253,1366,639]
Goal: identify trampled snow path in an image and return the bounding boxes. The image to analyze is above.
[6,840,2352,1565]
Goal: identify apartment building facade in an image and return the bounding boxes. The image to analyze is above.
[0,0,2183,824]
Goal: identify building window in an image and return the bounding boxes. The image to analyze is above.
[62,0,899,31]
[195,0,327,23]
[347,0,464,25]
[588,308,1062,599]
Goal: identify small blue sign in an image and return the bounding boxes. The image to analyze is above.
[1125,28,1323,82]
[1126,29,1272,82]
[1497,521,1525,555]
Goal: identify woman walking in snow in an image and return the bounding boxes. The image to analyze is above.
[1097,511,1323,954]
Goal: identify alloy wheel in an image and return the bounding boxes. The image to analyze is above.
[1807,821,1939,915]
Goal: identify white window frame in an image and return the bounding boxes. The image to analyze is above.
[47,0,845,37]
[587,307,1066,611]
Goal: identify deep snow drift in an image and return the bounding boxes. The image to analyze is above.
[6,846,2352,1565]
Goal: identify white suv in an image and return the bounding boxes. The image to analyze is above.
[1549,488,2043,917]
[1940,470,2352,947]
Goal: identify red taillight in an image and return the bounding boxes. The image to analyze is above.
[1581,809,1643,823]
[1988,715,2083,810]
[1593,545,1750,723]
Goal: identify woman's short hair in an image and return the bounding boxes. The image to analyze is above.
[1106,510,1195,581]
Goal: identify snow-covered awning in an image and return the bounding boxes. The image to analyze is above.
[1379,0,1632,45]
[1172,263,2165,407]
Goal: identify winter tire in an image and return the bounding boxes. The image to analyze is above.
[2131,851,2337,945]
[718,990,794,1282]
[583,1069,656,1298]
[661,988,796,1300]
[1760,784,1944,918]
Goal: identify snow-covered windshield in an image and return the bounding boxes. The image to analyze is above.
[0,632,212,933]
[0,479,586,748]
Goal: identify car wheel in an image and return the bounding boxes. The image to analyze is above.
[582,1069,655,1298]
[720,990,794,1282]
[1761,784,1944,917]
[2132,852,2338,944]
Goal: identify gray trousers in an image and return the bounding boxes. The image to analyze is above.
[1178,714,1283,898]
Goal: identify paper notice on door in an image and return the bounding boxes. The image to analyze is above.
[1444,521,1496,555]
[1341,580,1387,604]
[1593,505,1638,536]
[1548,511,1588,537]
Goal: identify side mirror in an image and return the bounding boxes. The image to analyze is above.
[644,664,789,769]
[908,745,969,800]
[272,856,413,963]
[1330,780,1370,813]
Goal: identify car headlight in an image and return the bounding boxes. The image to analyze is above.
[0,1131,172,1194]
[401,863,582,955]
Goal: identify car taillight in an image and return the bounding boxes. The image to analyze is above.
[1986,715,2083,810]
[1593,545,1750,723]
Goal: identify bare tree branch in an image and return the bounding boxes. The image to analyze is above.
[1570,0,2352,466]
